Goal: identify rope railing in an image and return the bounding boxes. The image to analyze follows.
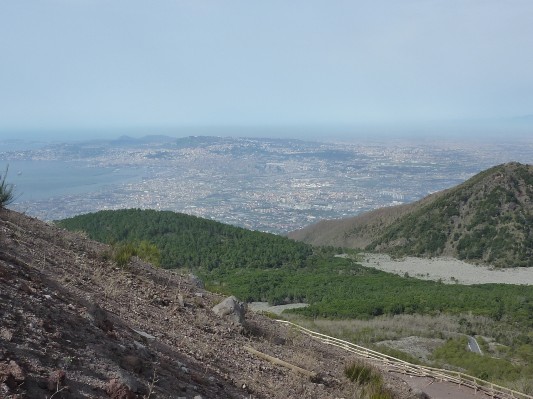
[276,320,532,399]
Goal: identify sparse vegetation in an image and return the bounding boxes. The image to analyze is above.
[57,205,533,392]
[344,361,380,385]
[112,242,136,267]
[285,312,533,390]
[0,165,15,208]
[431,336,526,383]
[7,207,393,399]
[111,240,161,267]
[144,366,160,399]
[344,361,393,399]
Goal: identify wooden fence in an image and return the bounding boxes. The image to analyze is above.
[276,320,533,399]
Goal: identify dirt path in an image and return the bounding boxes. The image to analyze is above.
[391,373,494,399]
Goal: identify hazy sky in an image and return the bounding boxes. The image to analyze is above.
[1,0,533,139]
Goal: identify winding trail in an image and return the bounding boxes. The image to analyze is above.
[467,336,483,355]
[274,320,533,399]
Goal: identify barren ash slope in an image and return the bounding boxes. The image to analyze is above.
[0,208,417,399]
[289,162,533,268]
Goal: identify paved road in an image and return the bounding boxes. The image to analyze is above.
[467,336,483,355]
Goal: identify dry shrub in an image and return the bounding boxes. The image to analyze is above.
[344,360,394,399]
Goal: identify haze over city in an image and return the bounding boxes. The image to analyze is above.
[1,0,533,141]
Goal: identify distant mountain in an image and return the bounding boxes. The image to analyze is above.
[111,134,177,145]
[289,162,533,267]
[174,135,233,148]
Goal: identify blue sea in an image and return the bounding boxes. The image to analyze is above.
[2,160,141,202]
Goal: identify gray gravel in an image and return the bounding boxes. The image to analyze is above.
[362,253,533,285]
[247,302,309,315]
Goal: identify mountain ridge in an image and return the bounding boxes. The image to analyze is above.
[289,162,533,267]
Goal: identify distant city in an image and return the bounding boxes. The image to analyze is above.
[1,134,532,234]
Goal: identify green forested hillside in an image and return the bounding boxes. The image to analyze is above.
[369,163,533,266]
[208,257,533,328]
[57,209,533,328]
[57,209,312,270]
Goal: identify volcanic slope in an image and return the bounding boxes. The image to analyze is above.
[289,162,533,267]
[0,208,417,399]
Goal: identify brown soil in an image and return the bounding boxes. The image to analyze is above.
[287,201,418,249]
[0,208,419,399]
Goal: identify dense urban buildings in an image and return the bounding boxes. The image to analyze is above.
[2,135,531,233]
